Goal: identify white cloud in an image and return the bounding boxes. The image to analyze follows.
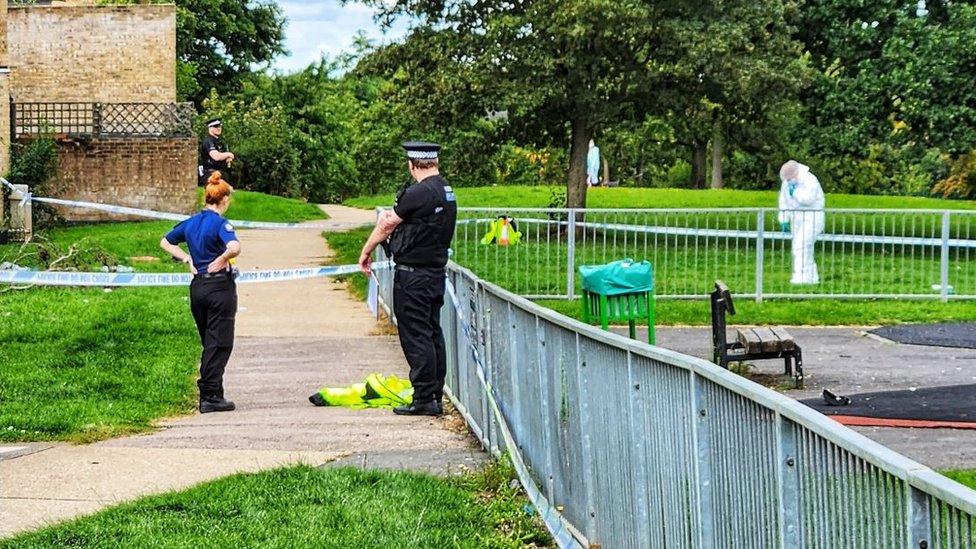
[272,0,410,73]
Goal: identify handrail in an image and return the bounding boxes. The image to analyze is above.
[372,247,976,546]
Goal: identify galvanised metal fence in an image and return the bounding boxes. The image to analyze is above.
[373,251,976,548]
[452,208,976,301]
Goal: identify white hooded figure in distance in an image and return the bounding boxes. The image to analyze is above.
[778,160,825,284]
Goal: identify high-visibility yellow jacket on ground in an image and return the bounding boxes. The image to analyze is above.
[309,374,413,409]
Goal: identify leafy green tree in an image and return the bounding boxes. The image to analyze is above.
[357,0,804,206]
[176,0,287,104]
[240,59,364,202]
[796,0,976,194]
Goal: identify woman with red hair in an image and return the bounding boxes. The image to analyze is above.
[160,171,241,413]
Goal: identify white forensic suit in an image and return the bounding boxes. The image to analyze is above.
[778,162,825,285]
[586,140,601,186]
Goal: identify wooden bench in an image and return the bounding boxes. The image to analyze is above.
[710,280,804,388]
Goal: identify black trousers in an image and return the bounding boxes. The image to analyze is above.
[393,267,447,404]
[189,275,237,399]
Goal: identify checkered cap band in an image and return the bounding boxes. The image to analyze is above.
[406,150,438,159]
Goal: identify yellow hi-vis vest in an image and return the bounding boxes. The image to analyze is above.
[480,217,523,246]
[313,374,413,409]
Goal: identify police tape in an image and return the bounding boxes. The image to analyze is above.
[444,279,585,549]
[0,178,362,230]
[0,262,385,287]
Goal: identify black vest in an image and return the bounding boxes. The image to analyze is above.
[388,175,457,268]
[201,136,229,171]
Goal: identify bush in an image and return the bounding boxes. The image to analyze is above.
[7,136,61,229]
[933,151,976,199]
[492,143,563,186]
[199,90,301,197]
[664,160,692,188]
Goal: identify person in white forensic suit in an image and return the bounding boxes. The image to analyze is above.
[778,160,825,285]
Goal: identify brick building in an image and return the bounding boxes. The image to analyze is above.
[1,0,196,222]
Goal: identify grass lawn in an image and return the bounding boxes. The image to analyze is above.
[346,185,976,211]
[324,227,976,326]
[213,188,328,222]
[0,287,197,443]
[0,463,552,548]
[0,190,325,443]
[347,185,976,301]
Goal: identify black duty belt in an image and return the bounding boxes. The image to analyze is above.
[395,264,444,274]
[194,271,233,279]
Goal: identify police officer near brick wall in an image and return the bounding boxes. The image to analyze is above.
[160,171,241,414]
[198,118,235,186]
[358,142,457,416]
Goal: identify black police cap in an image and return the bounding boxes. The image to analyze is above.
[402,141,440,160]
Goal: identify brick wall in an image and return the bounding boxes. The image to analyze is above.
[42,137,198,222]
[7,5,175,102]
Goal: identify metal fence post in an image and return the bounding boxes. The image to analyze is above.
[777,416,801,547]
[908,485,931,549]
[566,209,577,299]
[940,211,951,302]
[691,372,715,549]
[755,208,766,303]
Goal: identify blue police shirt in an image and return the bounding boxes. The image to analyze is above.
[165,210,238,273]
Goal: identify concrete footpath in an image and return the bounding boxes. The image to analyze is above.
[640,326,976,470]
[0,205,485,538]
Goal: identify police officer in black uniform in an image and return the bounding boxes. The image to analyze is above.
[359,142,457,416]
[198,118,235,186]
[160,171,241,413]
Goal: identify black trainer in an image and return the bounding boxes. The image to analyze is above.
[200,396,236,413]
[393,401,442,416]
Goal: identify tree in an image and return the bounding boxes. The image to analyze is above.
[797,0,976,162]
[239,59,364,202]
[357,0,804,207]
[357,1,660,208]
[176,0,287,104]
[654,1,804,188]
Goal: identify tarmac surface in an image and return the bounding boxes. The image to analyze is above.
[871,322,976,349]
[629,325,976,470]
[0,206,486,539]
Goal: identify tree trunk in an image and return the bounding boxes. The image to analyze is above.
[567,118,593,210]
[602,157,610,186]
[691,141,707,189]
[710,120,724,189]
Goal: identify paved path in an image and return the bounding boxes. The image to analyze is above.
[0,205,485,538]
[639,326,976,470]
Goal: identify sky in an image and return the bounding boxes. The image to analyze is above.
[273,1,411,74]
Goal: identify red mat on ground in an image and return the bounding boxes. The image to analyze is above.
[801,384,976,430]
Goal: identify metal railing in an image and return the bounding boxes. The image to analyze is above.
[372,248,976,548]
[12,102,195,138]
[452,207,976,301]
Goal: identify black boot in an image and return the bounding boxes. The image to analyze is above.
[393,401,442,416]
[200,395,236,413]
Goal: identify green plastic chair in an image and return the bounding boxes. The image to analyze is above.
[579,260,655,345]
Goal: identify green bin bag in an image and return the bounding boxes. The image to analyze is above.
[579,258,653,296]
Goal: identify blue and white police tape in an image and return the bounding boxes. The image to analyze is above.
[443,279,585,549]
[0,178,362,230]
[0,262,387,287]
